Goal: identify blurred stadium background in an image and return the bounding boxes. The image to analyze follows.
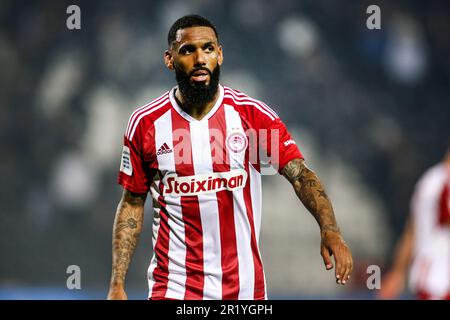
[0,0,449,299]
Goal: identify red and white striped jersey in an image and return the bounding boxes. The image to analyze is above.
[118,84,303,300]
[409,163,450,299]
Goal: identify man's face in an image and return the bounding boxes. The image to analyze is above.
[165,26,223,105]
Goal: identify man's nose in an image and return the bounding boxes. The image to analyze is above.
[194,49,206,65]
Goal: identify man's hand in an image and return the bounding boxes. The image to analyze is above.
[320,229,353,285]
[107,284,128,300]
[282,158,353,285]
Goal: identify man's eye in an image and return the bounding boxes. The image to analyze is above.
[181,47,193,54]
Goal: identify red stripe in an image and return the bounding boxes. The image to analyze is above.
[438,179,450,225]
[243,148,266,299]
[171,109,204,299]
[150,197,171,298]
[209,106,240,299]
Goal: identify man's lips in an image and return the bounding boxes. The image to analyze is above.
[190,70,210,82]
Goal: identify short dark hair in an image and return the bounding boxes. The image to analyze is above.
[167,14,219,47]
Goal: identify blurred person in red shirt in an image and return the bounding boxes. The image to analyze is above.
[379,145,450,300]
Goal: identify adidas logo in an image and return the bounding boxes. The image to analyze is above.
[157,143,172,156]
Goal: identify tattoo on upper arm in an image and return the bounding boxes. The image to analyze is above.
[282,159,305,182]
[282,159,337,231]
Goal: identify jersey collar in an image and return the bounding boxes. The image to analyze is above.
[169,84,224,122]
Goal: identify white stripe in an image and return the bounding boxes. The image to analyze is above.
[152,110,187,300]
[249,162,268,299]
[224,104,255,299]
[189,120,223,300]
[128,98,170,141]
[224,94,276,121]
[126,92,169,138]
[224,88,279,119]
[249,163,262,243]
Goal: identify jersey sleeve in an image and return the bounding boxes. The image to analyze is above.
[117,121,153,194]
[261,116,304,173]
[239,97,303,173]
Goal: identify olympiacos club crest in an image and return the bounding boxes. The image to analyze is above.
[226,131,248,153]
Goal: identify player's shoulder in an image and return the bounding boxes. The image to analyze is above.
[125,90,172,141]
[222,85,279,121]
[420,163,446,183]
[415,163,447,194]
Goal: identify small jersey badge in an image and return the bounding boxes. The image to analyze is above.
[120,146,133,176]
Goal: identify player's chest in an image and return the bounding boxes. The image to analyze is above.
[153,120,249,176]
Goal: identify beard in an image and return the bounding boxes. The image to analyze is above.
[175,64,220,106]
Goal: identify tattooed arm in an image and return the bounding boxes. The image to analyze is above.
[107,189,147,300]
[282,158,353,285]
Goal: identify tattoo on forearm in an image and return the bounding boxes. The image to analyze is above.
[111,196,144,285]
[116,217,138,233]
[282,159,338,233]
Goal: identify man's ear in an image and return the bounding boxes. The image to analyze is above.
[218,45,223,66]
[164,50,174,70]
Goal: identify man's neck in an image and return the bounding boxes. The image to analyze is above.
[175,88,220,121]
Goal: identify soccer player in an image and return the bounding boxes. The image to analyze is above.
[107,14,353,300]
[379,146,450,300]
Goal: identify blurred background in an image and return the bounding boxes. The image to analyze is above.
[0,0,449,299]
